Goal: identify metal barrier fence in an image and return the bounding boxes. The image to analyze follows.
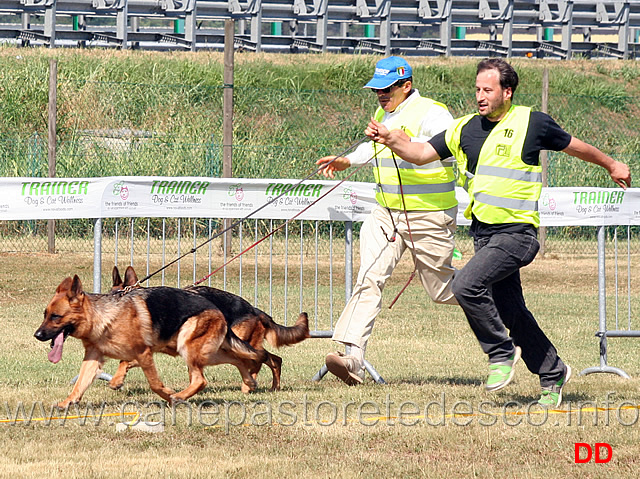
[97,218,640,382]
[93,214,393,382]
[2,216,635,260]
[581,225,640,379]
[94,216,355,337]
[83,217,640,383]
[2,213,638,381]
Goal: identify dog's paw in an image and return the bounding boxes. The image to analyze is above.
[107,379,124,390]
[241,378,258,394]
[54,399,78,410]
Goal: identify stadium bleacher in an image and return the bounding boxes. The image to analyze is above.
[0,0,638,58]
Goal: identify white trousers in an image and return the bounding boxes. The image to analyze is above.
[332,203,458,349]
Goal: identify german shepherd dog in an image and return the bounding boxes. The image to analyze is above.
[34,275,270,407]
[109,266,310,392]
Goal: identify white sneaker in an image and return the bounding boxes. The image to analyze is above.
[325,351,365,385]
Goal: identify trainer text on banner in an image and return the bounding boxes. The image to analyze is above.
[1,177,639,225]
[539,188,640,226]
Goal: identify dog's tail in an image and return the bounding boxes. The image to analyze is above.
[262,312,310,348]
[226,329,269,362]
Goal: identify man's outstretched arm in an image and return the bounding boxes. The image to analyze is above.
[562,137,631,189]
[365,119,442,166]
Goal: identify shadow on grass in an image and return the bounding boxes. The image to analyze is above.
[499,390,592,404]
[375,375,484,387]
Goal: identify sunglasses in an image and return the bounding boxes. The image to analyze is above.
[372,80,406,94]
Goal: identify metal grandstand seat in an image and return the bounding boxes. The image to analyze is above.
[0,0,637,58]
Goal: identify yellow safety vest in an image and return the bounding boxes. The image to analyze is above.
[372,97,457,211]
[445,105,542,227]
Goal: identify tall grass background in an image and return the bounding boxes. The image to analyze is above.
[1,48,640,185]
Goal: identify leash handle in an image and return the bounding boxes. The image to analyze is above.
[381,225,396,243]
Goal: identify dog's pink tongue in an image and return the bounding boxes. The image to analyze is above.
[48,332,65,364]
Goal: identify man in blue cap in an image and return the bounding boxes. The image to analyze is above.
[316,56,459,385]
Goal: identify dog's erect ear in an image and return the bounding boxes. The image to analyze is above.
[123,266,139,287]
[112,266,123,288]
[71,275,83,293]
[67,275,84,303]
[56,277,73,294]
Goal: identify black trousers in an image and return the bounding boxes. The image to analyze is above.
[452,231,565,388]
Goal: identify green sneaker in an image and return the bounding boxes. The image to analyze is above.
[538,364,572,408]
[486,346,521,392]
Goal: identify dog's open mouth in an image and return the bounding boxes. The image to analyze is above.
[48,329,71,364]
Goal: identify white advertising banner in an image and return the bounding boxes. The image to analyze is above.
[1,177,639,226]
[537,188,640,226]
[0,177,377,222]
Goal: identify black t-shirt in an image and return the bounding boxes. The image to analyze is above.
[429,111,572,238]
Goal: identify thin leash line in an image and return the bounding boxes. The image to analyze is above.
[371,141,399,242]
[388,151,419,309]
[135,136,369,286]
[370,138,418,310]
[191,156,374,287]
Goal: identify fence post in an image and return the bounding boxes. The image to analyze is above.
[93,218,103,293]
[579,226,630,378]
[223,20,234,179]
[222,19,234,253]
[311,220,354,380]
[539,67,549,256]
[73,216,113,386]
[344,221,353,300]
[47,58,57,254]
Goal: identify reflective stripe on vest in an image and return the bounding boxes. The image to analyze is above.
[473,192,538,212]
[376,158,446,170]
[446,105,542,227]
[372,97,457,211]
[377,180,457,196]
[476,165,542,183]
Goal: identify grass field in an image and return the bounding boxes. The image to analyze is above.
[1,251,640,478]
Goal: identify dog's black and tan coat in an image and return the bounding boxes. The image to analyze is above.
[108,266,310,393]
[34,275,269,407]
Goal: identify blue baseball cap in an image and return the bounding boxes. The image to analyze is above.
[364,56,413,90]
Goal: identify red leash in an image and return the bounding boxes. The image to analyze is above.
[136,137,369,286]
[387,154,419,310]
[191,157,374,287]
